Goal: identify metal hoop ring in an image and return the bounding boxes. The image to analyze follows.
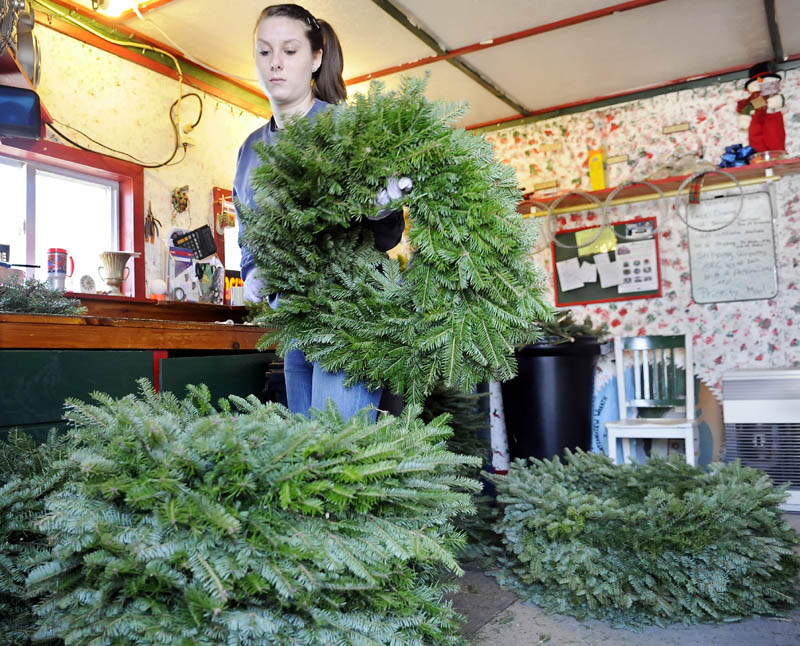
[523,200,552,254]
[603,180,667,241]
[674,169,744,232]
[545,190,607,249]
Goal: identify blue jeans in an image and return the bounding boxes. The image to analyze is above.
[244,271,382,421]
[284,348,383,421]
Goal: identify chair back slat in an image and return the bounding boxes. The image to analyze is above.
[651,348,660,400]
[668,347,676,400]
[613,334,692,411]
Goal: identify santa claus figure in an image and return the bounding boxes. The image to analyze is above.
[737,61,786,153]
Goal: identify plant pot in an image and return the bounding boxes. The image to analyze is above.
[501,336,605,461]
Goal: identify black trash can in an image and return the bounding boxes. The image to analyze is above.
[501,336,604,461]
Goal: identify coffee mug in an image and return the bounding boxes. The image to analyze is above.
[47,247,74,291]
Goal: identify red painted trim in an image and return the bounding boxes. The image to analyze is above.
[35,7,270,118]
[212,186,232,267]
[346,0,668,86]
[467,62,766,131]
[0,137,145,298]
[152,349,168,391]
[550,217,662,308]
[470,54,800,131]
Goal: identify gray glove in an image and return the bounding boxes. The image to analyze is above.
[372,176,413,220]
[364,176,412,251]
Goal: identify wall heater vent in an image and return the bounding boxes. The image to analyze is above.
[722,369,800,511]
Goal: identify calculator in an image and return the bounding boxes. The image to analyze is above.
[171,225,218,259]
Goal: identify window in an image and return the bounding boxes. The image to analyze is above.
[0,138,144,298]
[1,155,120,289]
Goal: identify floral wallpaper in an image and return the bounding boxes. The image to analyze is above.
[486,70,800,399]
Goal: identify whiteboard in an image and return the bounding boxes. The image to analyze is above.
[687,190,777,304]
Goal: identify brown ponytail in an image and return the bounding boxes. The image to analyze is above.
[313,19,346,104]
[256,4,347,105]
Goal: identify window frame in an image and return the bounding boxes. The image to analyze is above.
[0,137,145,299]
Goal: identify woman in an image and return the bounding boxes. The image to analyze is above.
[234,4,402,420]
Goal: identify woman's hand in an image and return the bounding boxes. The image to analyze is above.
[372,176,413,220]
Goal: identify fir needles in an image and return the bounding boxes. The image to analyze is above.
[24,382,479,646]
[486,450,800,627]
[238,76,551,404]
[0,278,87,315]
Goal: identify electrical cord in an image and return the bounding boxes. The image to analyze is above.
[31,0,187,129]
[602,180,667,240]
[132,6,261,85]
[47,93,202,168]
[523,200,552,255]
[545,190,608,249]
[674,169,744,232]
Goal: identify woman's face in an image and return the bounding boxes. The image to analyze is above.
[255,15,322,114]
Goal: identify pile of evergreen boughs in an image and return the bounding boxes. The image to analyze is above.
[422,385,489,472]
[420,386,501,563]
[0,430,72,646]
[0,278,86,315]
[486,450,800,627]
[21,381,479,645]
[535,309,609,345]
[239,76,551,404]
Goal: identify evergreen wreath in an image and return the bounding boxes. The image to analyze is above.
[26,382,479,646]
[239,76,551,404]
[0,430,72,646]
[486,450,800,627]
[0,278,87,316]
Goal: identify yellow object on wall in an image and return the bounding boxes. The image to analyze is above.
[587,148,606,190]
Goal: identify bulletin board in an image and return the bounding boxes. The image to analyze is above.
[551,217,662,307]
[686,190,777,304]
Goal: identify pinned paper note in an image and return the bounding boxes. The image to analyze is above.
[555,257,584,291]
[593,252,621,288]
[580,261,598,283]
[617,239,658,294]
[575,226,617,257]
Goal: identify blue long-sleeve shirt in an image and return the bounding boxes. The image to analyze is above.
[233,99,332,281]
[233,98,405,282]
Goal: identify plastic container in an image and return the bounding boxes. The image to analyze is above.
[46,247,74,291]
[501,336,604,461]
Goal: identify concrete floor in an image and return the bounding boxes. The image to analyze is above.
[447,514,800,646]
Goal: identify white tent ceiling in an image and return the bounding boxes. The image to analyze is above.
[65,0,799,129]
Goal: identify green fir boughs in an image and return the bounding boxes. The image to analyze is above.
[0,429,73,646]
[0,278,87,315]
[487,450,800,627]
[239,76,551,404]
[25,381,479,646]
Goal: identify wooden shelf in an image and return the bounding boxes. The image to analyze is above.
[70,292,248,323]
[518,157,800,216]
[0,312,266,350]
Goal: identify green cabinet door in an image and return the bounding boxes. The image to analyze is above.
[158,352,274,404]
[0,350,153,441]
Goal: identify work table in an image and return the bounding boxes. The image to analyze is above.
[0,312,265,350]
[0,294,264,350]
[0,299,275,438]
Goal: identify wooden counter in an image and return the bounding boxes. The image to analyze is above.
[69,293,250,323]
[1,303,274,439]
[0,312,266,350]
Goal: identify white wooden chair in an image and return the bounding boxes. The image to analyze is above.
[605,334,698,466]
